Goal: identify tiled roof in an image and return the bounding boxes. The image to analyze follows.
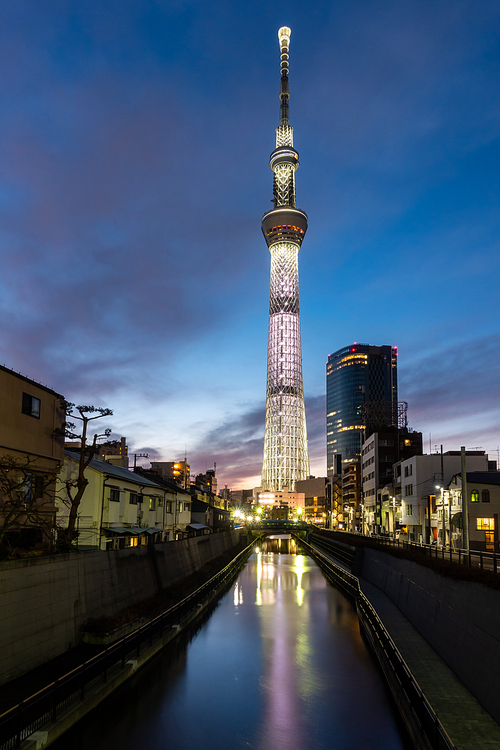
[65,450,164,489]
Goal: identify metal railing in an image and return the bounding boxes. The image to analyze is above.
[308,532,356,569]
[298,537,457,750]
[324,530,500,574]
[0,538,260,750]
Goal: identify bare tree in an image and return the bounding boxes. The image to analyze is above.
[0,455,58,558]
[57,402,113,545]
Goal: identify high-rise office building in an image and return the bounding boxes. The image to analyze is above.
[326,344,397,474]
[261,27,309,491]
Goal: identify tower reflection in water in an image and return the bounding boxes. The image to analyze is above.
[255,536,309,750]
[51,534,410,750]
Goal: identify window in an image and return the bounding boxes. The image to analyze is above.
[406,504,413,516]
[129,493,139,505]
[477,518,494,530]
[23,473,44,504]
[165,501,172,513]
[149,498,156,511]
[482,489,490,503]
[22,393,41,418]
[471,490,479,503]
[404,465,413,478]
[404,484,413,496]
[178,502,183,513]
[110,489,120,502]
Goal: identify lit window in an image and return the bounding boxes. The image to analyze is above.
[471,490,479,503]
[149,498,156,511]
[477,518,494,530]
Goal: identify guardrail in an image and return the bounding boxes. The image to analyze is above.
[298,537,457,750]
[325,530,500,574]
[0,537,260,750]
[308,532,356,569]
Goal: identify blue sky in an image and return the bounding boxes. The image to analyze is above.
[1,0,499,488]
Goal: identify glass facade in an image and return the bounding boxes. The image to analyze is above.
[326,344,398,474]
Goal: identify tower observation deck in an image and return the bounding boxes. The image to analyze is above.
[261,27,309,492]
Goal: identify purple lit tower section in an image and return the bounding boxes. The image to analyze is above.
[261,27,309,491]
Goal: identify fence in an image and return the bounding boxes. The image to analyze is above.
[319,529,500,574]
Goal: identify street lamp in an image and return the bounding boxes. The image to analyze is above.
[390,496,396,540]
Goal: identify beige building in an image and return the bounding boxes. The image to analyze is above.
[151,460,190,489]
[254,488,305,520]
[0,365,65,554]
[295,477,328,525]
[57,451,191,549]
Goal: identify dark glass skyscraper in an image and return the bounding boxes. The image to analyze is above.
[326,344,398,474]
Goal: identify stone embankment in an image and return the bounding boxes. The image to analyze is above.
[0,530,241,686]
[309,530,500,743]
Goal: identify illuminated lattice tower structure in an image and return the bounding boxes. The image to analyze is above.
[261,27,309,491]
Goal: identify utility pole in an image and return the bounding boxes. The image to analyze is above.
[440,444,444,546]
[133,453,149,470]
[461,446,469,551]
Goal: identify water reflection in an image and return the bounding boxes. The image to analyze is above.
[52,541,411,750]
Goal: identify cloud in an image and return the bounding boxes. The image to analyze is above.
[190,392,326,488]
[0,0,498,488]
[401,334,500,424]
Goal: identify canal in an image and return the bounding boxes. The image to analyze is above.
[52,537,412,750]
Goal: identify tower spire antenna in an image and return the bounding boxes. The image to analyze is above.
[260,27,309,493]
[278,26,291,124]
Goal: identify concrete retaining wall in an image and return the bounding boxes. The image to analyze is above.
[0,530,240,686]
[361,548,500,725]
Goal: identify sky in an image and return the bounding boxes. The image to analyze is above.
[1,0,499,489]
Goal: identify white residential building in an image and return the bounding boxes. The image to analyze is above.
[394,452,489,543]
[57,451,191,549]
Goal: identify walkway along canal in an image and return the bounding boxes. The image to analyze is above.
[50,536,411,750]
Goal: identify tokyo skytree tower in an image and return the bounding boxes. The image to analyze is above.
[261,27,309,491]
